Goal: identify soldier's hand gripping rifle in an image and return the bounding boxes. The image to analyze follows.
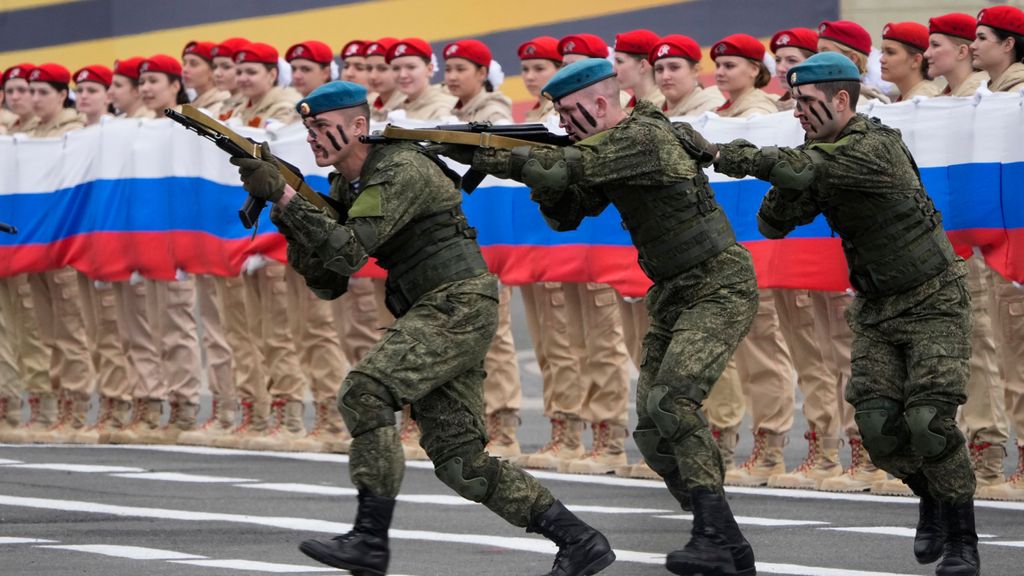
[360,122,571,192]
[0,222,17,234]
[165,105,339,232]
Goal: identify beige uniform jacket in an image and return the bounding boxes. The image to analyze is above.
[231,86,300,127]
[2,112,39,134]
[524,99,556,123]
[0,108,17,134]
[452,90,513,123]
[664,85,727,117]
[860,82,892,104]
[895,80,942,101]
[370,90,406,123]
[29,108,85,137]
[716,88,777,118]
[398,84,457,120]
[988,62,1024,93]
[627,85,666,110]
[192,88,232,118]
[946,71,989,97]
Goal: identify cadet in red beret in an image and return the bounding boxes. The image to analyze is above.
[1,63,38,133]
[229,42,300,127]
[925,14,987,97]
[649,34,724,117]
[138,54,188,116]
[558,33,610,65]
[972,5,1024,92]
[817,20,893,103]
[287,41,334,97]
[108,57,150,118]
[711,34,777,117]
[614,29,663,109]
[28,63,85,137]
[365,38,401,121]
[182,41,232,116]
[388,38,455,121]
[339,40,369,87]
[209,38,249,117]
[72,65,113,126]
[772,28,819,110]
[443,39,512,124]
[881,22,941,101]
[519,36,562,121]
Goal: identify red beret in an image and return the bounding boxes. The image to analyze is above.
[771,28,819,54]
[28,63,70,84]
[443,39,491,67]
[365,38,398,59]
[518,36,562,62]
[648,35,701,64]
[818,20,872,56]
[882,22,929,51]
[387,38,432,63]
[558,34,609,58]
[340,40,368,59]
[73,65,113,87]
[139,54,183,77]
[615,29,660,55]
[286,41,333,64]
[712,34,766,62]
[234,42,279,65]
[183,41,215,61]
[929,13,977,41]
[211,37,250,60]
[2,63,34,86]
[977,5,1024,37]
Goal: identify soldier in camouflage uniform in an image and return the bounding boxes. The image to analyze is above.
[440,58,759,576]
[230,81,614,576]
[713,52,980,576]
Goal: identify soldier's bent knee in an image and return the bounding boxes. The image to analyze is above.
[338,374,398,437]
[633,427,677,477]
[905,402,963,461]
[646,385,707,442]
[435,451,502,503]
[854,398,907,458]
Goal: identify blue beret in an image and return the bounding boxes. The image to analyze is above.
[542,58,616,101]
[297,81,368,117]
[787,52,861,87]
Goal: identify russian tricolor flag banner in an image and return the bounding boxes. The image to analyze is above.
[1,92,1021,298]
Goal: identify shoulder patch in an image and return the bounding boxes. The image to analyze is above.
[348,184,383,219]
[808,134,854,154]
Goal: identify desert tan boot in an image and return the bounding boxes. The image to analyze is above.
[518,414,584,470]
[485,409,522,459]
[768,430,842,489]
[179,398,238,446]
[212,399,269,449]
[725,429,786,487]
[819,438,888,492]
[244,399,307,451]
[564,421,628,475]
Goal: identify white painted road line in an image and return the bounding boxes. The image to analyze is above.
[0,537,57,544]
[5,463,146,473]
[37,544,206,560]
[0,458,24,464]
[0,494,930,576]
[168,559,340,573]
[110,472,259,483]
[826,527,999,539]
[657,513,830,527]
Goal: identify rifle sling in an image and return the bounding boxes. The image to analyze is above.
[380,126,544,150]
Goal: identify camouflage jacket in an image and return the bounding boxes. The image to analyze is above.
[270,142,464,299]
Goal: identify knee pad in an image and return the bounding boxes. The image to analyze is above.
[905,402,963,462]
[854,398,906,459]
[338,374,398,437]
[435,450,502,503]
[646,385,707,442]
[633,427,677,477]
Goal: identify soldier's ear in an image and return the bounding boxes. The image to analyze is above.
[835,89,851,113]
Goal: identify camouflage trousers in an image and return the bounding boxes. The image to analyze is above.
[636,244,758,507]
[343,273,555,527]
[846,261,975,504]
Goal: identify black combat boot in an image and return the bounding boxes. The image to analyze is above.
[527,500,616,576]
[722,496,756,576]
[936,498,980,576]
[298,490,395,576]
[905,473,945,564]
[666,488,738,576]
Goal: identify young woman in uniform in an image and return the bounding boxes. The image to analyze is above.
[339,40,369,88]
[366,38,402,122]
[817,20,892,103]
[652,34,725,117]
[972,5,1024,92]
[925,13,988,97]
[771,28,818,111]
[387,38,456,120]
[287,40,333,98]
[210,37,249,118]
[614,29,664,109]
[880,22,941,101]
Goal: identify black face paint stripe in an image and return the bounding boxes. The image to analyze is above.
[566,111,587,134]
[820,101,834,121]
[325,131,342,151]
[336,124,350,145]
[808,104,824,126]
[576,102,597,127]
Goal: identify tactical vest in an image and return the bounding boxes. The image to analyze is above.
[605,171,736,282]
[364,145,488,317]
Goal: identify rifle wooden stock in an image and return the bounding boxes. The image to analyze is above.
[165,105,338,229]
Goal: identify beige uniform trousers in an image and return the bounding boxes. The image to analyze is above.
[993,271,1024,447]
[959,258,1008,446]
[152,277,202,405]
[563,283,630,427]
[705,358,745,430]
[333,277,384,367]
[113,280,163,399]
[810,290,857,438]
[617,296,651,367]
[221,275,267,405]
[520,282,583,417]
[250,262,305,401]
[483,284,522,416]
[9,275,53,396]
[80,278,130,401]
[287,267,347,403]
[196,275,236,404]
[774,289,840,437]
[0,278,20,398]
[29,269,94,399]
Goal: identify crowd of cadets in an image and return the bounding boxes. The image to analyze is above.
[1,7,1023,500]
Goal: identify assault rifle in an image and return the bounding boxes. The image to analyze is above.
[165,105,339,232]
[361,122,571,192]
[0,222,16,234]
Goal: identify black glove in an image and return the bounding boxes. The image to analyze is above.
[230,142,285,203]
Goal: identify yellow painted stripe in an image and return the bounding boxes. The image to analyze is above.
[0,0,80,14]
[0,0,689,71]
